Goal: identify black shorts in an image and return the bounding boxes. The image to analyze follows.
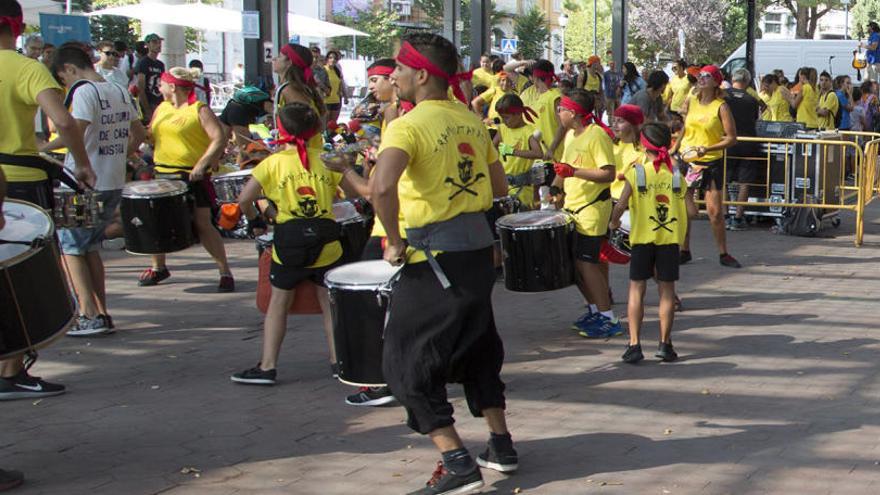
[630,243,680,282]
[155,171,214,208]
[726,158,758,184]
[691,159,724,191]
[269,255,341,290]
[326,103,342,111]
[6,180,53,210]
[573,232,603,264]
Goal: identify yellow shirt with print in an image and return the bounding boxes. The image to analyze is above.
[611,140,642,200]
[0,51,64,182]
[251,147,343,267]
[497,122,537,208]
[471,67,495,90]
[561,125,615,236]
[152,101,211,172]
[535,87,563,161]
[796,83,819,129]
[765,88,793,122]
[680,97,725,163]
[818,91,839,129]
[624,158,687,246]
[669,74,692,113]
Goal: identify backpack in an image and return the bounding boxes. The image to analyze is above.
[232,86,270,106]
[781,206,821,237]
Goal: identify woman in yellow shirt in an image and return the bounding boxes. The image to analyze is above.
[324,50,348,126]
[272,43,326,142]
[759,73,794,122]
[675,65,740,269]
[794,67,819,128]
[140,67,231,289]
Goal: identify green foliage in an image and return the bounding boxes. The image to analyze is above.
[563,0,612,62]
[332,7,402,59]
[514,6,550,59]
[852,0,880,40]
[414,0,503,54]
[88,0,139,47]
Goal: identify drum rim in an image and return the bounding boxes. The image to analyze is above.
[0,199,54,269]
[495,210,573,230]
[122,179,188,199]
[212,170,253,181]
[324,260,399,289]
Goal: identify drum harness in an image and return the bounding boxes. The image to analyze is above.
[0,153,82,192]
[405,212,495,289]
[563,187,611,216]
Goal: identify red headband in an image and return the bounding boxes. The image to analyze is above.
[271,116,319,171]
[396,41,472,104]
[640,133,673,173]
[160,72,205,105]
[281,44,316,87]
[532,69,557,87]
[559,96,614,138]
[613,104,644,127]
[499,105,538,124]
[367,66,394,78]
[0,16,24,39]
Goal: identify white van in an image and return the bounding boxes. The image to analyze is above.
[721,39,865,83]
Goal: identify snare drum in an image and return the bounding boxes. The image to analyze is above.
[325,260,399,387]
[1,200,75,359]
[52,189,103,229]
[120,180,194,255]
[333,200,371,263]
[605,211,632,264]
[496,210,575,292]
[212,169,254,204]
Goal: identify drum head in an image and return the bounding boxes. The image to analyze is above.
[213,169,253,180]
[325,260,399,289]
[0,199,53,267]
[496,210,571,230]
[333,201,362,223]
[122,179,188,198]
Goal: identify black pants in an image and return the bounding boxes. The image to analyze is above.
[382,247,506,434]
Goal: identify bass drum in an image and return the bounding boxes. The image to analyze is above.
[0,200,75,359]
[497,210,575,292]
[120,179,194,255]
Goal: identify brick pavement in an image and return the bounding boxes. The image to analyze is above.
[4,208,880,494]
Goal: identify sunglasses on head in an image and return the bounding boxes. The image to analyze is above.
[103,50,119,57]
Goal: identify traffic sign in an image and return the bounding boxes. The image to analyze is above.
[500,38,518,54]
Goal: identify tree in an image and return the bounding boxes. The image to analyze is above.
[563,0,613,62]
[514,6,549,60]
[772,0,844,39]
[413,0,503,54]
[332,7,401,59]
[630,0,727,64]
[852,0,880,40]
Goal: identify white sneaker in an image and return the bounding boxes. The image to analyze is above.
[102,238,125,250]
[67,315,109,337]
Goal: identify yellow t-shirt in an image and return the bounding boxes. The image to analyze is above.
[535,88,563,161]
[151,101,211,173]
[796,83,819,129]
[765,88,793,122]
[818,90,839,129]
[471,67,495,89]
[624,158,687,246]
[611,140,642,200]
[519,84,539,108]
[497,122,537,208]
[669,74,692,113]
[0,51,64,182]
[480,86,510,124]
[325,65,341,105]
[251,147,343,267]
[514,75,528,94]
[584,72,601,92]
[680,97,725,163]
[561,125,615,236]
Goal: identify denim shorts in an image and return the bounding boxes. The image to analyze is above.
[58,190,122,256]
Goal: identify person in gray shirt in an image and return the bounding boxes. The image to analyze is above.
[630,70,669,122]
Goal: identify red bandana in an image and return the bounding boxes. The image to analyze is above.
[281,44,316,87]
[271,117,319,171]
[367,66,394,78]
[0,16,24,39]
[395,41,472,104]
[640,133,673,173]
[399,99,415,114]
[160,72,204,105]
[559,96,614,138]
[532,69,557,87]
[499,105,538,124]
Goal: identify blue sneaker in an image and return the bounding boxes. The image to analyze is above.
[578,314,624,338]
[571,311,601,332]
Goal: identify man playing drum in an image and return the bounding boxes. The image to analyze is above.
[0,0,95,401]
[371,33,516,495]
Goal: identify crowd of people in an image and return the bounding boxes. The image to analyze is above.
[3,0,878,491]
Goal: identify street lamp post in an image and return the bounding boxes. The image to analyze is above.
[842,0,851,40]
[559,13,568,64]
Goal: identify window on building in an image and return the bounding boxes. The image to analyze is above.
[553,0,562,11]
[764,13,783,34]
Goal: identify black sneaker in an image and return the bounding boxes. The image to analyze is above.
[476,436,518,473]
[656,342,678,362]
[0,370,66,400]
[0,468,23,491]
[230,366,276,385]
[679,250,692,264]
[407,461,483,495]
[345,386,396,407]
[720,253,742,268]
[621,344,644,364]
[729,217,747,231]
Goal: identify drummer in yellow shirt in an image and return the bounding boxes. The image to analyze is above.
[493,94,543,208]
[232,102,360,386]
[472,71,516,129]
[531,59,565,161]
[554,89,623,339]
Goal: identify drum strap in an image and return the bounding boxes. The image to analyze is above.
[405,212,494,289]
[634,164,681,194]
[0,153,81,191]
[506,171,532,188]
[564,187,611,215]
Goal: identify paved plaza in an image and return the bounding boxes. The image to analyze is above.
[5,208,880,495]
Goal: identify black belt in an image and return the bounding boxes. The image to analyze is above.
[565,187,611,215]
[0,153,81,191]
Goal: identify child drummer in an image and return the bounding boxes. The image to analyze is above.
[493,94,543,209]
[610,123,687,364]
[231,102,359,385]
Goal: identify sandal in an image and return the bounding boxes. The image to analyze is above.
[138,267,170,287]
